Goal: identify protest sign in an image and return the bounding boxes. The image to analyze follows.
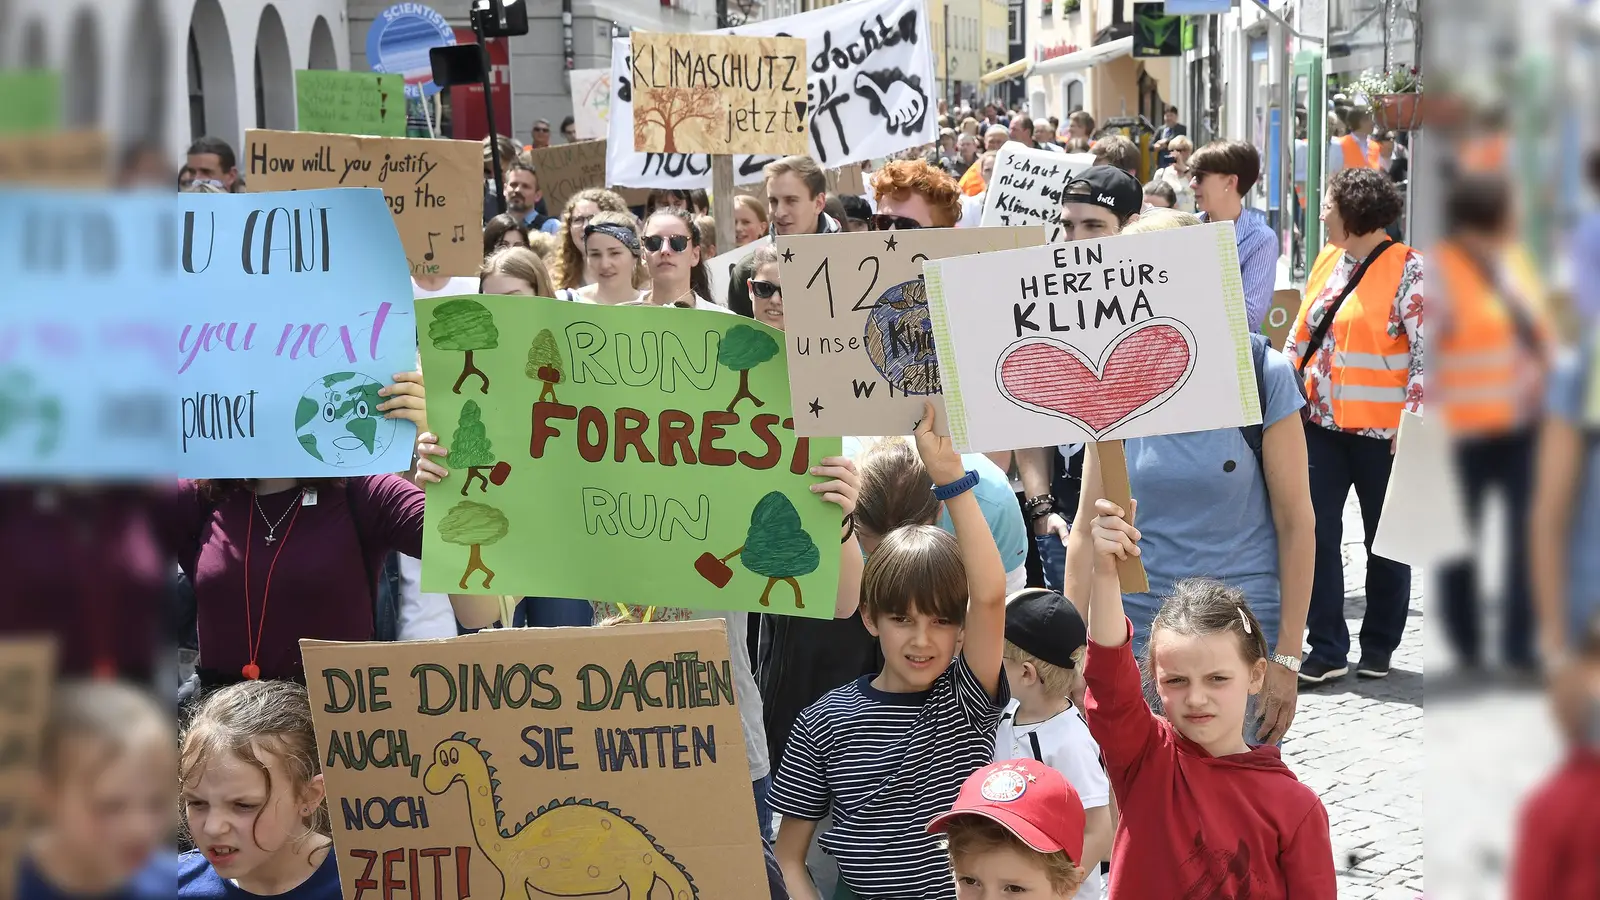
[707,235,771,308]
[779,227,1046,438]
[243,129,482,277]
[980,142,1096,239]
[924,221,1260,453]
[296,70,408,137]
[606,0,936,189]
[570,67,612,140]
[0,70,60,134]
[0,639,54,899]
[302,621,766,900]
[173,189,419,477]
[630,32,808,156]
[0,130,110,187]
[1261,288,1301,349]
[415,297,842,613]
[525,139,607,215]
[1372,410,1470,565]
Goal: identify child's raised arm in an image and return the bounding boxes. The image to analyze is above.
[1081,486,1159,774]
[1087,496,1141,649]
[914,402,1006,699]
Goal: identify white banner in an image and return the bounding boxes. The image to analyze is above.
[569,68,612,141]
[606,0,936,189]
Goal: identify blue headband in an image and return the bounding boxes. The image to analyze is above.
[584,222,640,254]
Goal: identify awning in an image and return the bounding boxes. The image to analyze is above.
[977,36,1134,87]
[978,57,1030,87]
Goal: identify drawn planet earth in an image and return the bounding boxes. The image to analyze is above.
[863,278,941,395]
[294,373,397,467]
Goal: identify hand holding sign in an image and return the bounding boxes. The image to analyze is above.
[853,69,927,136]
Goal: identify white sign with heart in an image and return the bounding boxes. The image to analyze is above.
[924,222,1260,453]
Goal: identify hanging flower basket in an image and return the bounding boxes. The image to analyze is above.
[1373,92,1424,131]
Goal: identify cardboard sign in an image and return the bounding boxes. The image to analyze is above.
[569,68,612,140]
[924,222,1261,453]
[707,235,772,308]
[0,638,55,899]
[0,70,60,134]
[1371,410,1470,564]
[630,32,808,156]
[0,130,110,187]
[606,0,936,188]
[980,142,1097,239]
[302,621,766,900]
[779,227,1045,438]
[525,140,607,216]
[415,297,843,614]
[243,129,482,277]
[296,70,408,137]
[1261,288,1301,349]
[174,189,419,477]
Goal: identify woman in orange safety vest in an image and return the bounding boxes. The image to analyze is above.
[1286,167,1423,685]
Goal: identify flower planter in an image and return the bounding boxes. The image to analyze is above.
[1374,93,1424,131]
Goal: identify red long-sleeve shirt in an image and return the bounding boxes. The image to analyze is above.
[1511,750,1600,900]
[1083,621,1336,900]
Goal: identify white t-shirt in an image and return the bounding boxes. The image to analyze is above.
[995,699,1110,899]
[959,191,986,228]
[410,276,480,299]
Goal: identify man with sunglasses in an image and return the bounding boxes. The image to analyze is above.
[871,158,963,229]
[527,118,552,151]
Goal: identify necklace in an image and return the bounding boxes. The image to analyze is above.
[254,489,303,543]
[241,495,305,680]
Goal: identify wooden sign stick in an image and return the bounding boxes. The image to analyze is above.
[711,156,737,266]
[1093,440,1149,594]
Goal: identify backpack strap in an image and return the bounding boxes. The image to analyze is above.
[1239,333,1272,472]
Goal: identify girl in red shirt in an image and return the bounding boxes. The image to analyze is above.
[1082,495,1336,899]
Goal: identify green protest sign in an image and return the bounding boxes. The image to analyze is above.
[416,296,843,618]
[294,70,406,137]
[0,71,60,134]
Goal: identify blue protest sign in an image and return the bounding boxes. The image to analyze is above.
[366,3,457,100]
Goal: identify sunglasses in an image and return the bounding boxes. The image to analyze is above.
[533,126,550,133]
[869,213,923,231]
[749,280,781,300]
[642,234,691,253]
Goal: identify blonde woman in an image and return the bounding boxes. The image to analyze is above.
[1152,134,1197,212]
[478,246,555,297]
[562,211,649,305]
[549,188,632,291]
[733,194,769,246]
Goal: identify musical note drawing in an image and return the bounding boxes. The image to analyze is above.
[425,232,441,261]
[451,224,466,244]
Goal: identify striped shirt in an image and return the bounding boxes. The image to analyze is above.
[768,656,1009,899]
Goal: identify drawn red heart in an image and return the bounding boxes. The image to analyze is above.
[997,321,1194,437]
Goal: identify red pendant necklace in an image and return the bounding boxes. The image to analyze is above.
[241,489,305,680]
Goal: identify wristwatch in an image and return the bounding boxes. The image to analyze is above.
[932,470,980,501]
[1270,653,1302,673]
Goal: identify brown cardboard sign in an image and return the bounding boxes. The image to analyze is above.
[301,620,765,900]
[0,130,110,187]
[243,129,483,277]
[525,139,607,217]
[631,32,809,156]
[0,639,56,898]
[1262,288,1302,349]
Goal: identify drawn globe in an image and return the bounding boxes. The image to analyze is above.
[294,373,398,467]
[863,278,941,395]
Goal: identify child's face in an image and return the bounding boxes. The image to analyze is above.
[42,732,175,880]
[954,845,1073,898]
[865,607,962,692]
[1151,629,1266,754]
[183,748,324,879]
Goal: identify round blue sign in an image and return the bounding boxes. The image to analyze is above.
[366,3,456,100]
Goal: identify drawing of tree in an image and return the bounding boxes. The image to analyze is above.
[446,401,509,496]
[694,492,820,608]
[439,501,508,590]
[525,328,564,403]
[428,299,498,394]
[718,323,780,412]
[634,86,722,153]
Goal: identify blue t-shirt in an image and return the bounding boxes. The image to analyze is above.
[1546,352,1600,640]
[178,849,339,900]
[1119,346,1307,651]
[17,854,175,900]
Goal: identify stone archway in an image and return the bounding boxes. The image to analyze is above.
[254,4,294,130]
[65,10,102,127]
[122,0,168,143]
[188,0,238,141]
[20,18,47,69]
[309,15,339,70]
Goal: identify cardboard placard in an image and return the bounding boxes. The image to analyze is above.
[569,67,613,141]
[606,0,937,188]
[0,70,60,134]
[243,129,482,277]
[924,222,1261,453]
[301,621,766,900]
[0,638,56,899]
[980,142,1097,239]
[1371,410,1470,565]
[414,296,843,614]
[296,70,408,137]
[630,32,808,157]
[0,130,110,187]
[1261,288,1301,349]
[778,227,1046,438]
[525,140,608,217]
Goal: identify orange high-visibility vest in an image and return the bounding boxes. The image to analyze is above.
[1434,241,1543,435]
[958,162,985,196]
[1292,242,1416,430]
[1340,134,1381,171]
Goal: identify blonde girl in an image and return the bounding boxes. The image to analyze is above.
[561,211,649,305]
[733,194,769,246]
[479,246,555,297]
[550,188,633,290]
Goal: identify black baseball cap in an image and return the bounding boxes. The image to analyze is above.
[1004,589,1088,669]
[1061,165,1143,220]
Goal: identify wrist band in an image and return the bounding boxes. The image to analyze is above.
[932,469,980,501]
[841,513,856,544]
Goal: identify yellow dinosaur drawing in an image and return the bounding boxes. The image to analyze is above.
[422,733,697,900]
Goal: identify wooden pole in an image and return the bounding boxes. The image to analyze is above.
[711,155,736,274]
[1093,440,1149,594]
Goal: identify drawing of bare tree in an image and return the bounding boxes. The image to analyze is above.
[634,86,722,153]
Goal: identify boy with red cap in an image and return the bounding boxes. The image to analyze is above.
[928,760,1090,898]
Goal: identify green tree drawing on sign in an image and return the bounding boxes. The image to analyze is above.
[695,492,820,609]
[718,323,779,413]
[438,500,509,590]
[447,400,500,496]
[428,299,498,394]
[525,328,565,403]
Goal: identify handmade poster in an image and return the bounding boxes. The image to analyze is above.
[630,32,808,156]
[1372,411,1470,565]
[924,221,1261,453]
[0,638,55,899]
[0,190,173,477]
[980,142,1097,239]
[173,188,419,477]
[243,129,482,277]
[0,70,60,134]
[0,130,109,186]
[707,235,772,308]
[301,621,766,900]
[606,0,936,188]
[569,68,612,140]
[296,70,408,137]
[525,140,607,215]
[414,297,843,614]
[1261,288,1302,349]
[779,226,1046,438]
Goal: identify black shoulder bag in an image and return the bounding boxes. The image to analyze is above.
[1297,240,1399,374]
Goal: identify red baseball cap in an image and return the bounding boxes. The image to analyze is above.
[928,760,1086,864]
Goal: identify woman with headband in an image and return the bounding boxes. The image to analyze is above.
[557,211,649,305]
